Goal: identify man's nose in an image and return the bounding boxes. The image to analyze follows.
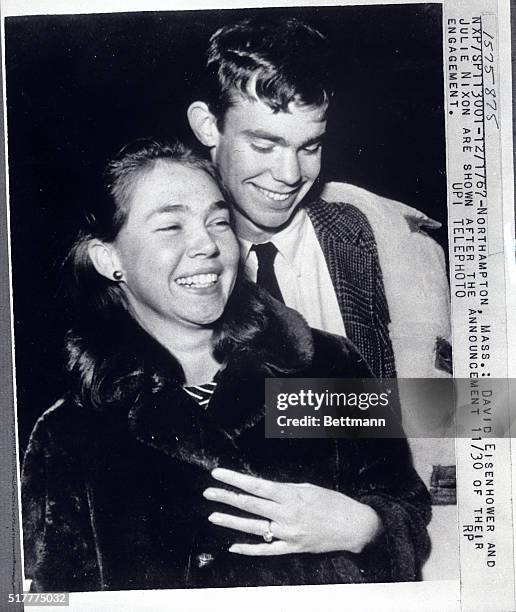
[186,227,219,258]
[272,150,302,185]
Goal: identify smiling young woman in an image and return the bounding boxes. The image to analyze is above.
[21,138,431,592]
[86,154,240,384]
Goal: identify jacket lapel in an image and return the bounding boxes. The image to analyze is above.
[306,199,382,377]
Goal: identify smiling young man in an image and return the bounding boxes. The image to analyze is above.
[188,17,451,380]
[183,17,451,581]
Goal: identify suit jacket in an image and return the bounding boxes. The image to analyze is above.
[306,198,396,379]
[320,182,452,379]
[22,297,430,592]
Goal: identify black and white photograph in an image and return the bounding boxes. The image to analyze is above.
[7,0,506,607]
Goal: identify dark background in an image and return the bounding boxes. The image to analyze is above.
[4,4,446,453]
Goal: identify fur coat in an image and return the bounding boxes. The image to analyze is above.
[22,298,431,592]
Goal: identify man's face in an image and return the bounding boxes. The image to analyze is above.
[211,96,327,240]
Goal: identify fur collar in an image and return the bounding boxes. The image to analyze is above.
[66,293,315,467]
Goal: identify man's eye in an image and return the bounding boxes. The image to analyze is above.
[251,142,275,153]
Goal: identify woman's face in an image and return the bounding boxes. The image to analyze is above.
[111,161,239,332]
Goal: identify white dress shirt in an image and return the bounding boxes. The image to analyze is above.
[239,208,346,337]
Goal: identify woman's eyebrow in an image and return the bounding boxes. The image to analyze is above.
[301,133,327,147]
[145,201,228,221]
[145,204,185,221]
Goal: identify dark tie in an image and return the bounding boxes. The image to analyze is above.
[251,242,285,304]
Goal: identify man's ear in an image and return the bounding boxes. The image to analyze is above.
[87,239,123,282]
[187,101,220,148]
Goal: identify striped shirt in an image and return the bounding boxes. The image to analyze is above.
[183,382,217,409]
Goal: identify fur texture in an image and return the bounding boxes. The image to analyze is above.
[22,299,430,591]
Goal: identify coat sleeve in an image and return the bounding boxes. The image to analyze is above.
[348,436,432,582]
[326,328,430,581]
[21,405,101,592]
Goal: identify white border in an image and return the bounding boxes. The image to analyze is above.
[2,0,441,17]
[1,0,26,589]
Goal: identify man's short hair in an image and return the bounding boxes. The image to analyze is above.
[203,17,333,127]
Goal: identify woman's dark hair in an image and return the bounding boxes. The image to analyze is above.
[65,137,278,408]
[203,17,334,128]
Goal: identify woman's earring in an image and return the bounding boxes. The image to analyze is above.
[113,270,123,281]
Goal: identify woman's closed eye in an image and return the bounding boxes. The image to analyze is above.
[209,217,231,231]
[301,142,322,155]
[250,141,275,154]
[155,222,182,232]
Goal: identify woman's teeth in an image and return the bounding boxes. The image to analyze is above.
[256,186,293,201]
[176,273,218,287]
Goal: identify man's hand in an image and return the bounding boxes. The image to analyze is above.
[203,468,382,556]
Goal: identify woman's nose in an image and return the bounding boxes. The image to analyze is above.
[186,227,219,258]
[272,150,302,186]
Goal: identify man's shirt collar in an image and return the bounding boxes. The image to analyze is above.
[238,207,308,273]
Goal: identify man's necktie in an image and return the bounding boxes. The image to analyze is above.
[251,242,285,304]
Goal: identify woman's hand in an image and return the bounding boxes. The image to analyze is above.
[203,468,382,556]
